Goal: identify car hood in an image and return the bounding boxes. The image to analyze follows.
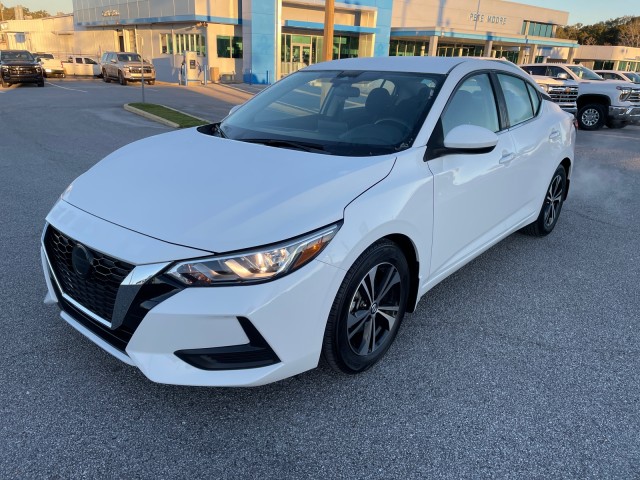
[1,60,38,66]
[62,128,396,253]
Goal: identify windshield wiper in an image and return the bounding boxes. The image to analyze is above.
[241,138,328,153]
[212,122,227,138]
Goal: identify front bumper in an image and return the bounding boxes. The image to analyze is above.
[43,68,65,75]
[124,72,156,82]
[1,72,42,83]
[609,105,640,123]
[41,201,345,387]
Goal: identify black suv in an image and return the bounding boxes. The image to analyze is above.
[0,50,44,88]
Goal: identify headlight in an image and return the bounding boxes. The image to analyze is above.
[538,83,549,92]
[123,66,130,71]
[617,86,632,101]
[167,223,341,286]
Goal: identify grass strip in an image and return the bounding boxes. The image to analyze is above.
[129,103,208,128]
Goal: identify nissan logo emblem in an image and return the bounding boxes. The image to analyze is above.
[71,243,93,279]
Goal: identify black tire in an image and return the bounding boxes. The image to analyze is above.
[577,104,605,130]
[606,119,626,129]
[322,239,410,374]
[520,165,567,237]
[38,81,44,87]
[102,69,110,82]
[118,71,127,85]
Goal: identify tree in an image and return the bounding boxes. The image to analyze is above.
[619,18,640,47]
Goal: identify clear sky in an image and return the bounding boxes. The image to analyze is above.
[1,0,639,25]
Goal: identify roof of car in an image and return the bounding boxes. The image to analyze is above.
[304,56,523,75]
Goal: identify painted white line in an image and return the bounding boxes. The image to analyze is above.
[45,82,88,93]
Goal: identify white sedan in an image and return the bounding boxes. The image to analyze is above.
[41,57,576,386]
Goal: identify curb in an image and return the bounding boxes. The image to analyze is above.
[123,103,211,128]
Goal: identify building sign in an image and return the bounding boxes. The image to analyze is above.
[469,12,507,25]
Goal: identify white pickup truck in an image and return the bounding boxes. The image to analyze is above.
[522,63,640,130]
[34,53,65,78]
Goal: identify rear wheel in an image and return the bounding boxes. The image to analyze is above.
[323,240,410,374]
[520,165,567,237]
[578,104,605,130]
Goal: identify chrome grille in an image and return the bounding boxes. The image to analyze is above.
[628,90,640,103]
[129,67,153,74]
[548,85,578,104]
[9,66,37,74]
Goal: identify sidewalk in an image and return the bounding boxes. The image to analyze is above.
[208,82,269,95]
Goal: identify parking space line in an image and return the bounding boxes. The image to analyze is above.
[45,82,88,93]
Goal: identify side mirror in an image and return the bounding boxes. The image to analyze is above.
[229,105,241,116]
[556,72,569,80]
[443,125,498,153]
[111,59,117,64]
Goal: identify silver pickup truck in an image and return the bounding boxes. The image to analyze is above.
[522,63,640,130]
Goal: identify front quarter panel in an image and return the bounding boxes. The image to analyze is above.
[317,147,434,304]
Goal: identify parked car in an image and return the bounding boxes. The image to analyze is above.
[521,63,640,129]
[34,52,65,78]
[63,56,100,77]
[594,70,640,84]
[42,57,575,387]
[0,49,44,87]
[528,74,578,115]
[99,51,156,85]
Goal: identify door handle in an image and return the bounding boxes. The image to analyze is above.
[549,130,562,141]
[499,151,516,165]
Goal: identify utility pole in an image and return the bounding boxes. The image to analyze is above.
[322,0,334,62]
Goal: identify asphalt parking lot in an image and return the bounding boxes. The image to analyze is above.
[1,78,639,478]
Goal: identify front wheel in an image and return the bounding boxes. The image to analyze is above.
[322,240,410,374]
[118,71,127,85]
[521,165,567,237]
[102,69,110,82]
[578,104,605,130]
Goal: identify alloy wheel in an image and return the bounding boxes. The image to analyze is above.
[544,173,564,228]
[581,108,600,127]
[347,262,402,356]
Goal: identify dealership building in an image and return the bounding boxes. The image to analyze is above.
[7,0,633,84]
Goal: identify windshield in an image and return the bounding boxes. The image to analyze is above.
[625,72,640,83]
[219,70,444,156]
[567,65,603,81]
[1,51,34,61]
[117,53,142,62]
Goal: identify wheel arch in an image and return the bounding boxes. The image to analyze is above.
[384,233,420,313]
[560,157,572,200]
[577,94,610,109]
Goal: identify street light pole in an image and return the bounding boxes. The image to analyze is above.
[323,0,334,62]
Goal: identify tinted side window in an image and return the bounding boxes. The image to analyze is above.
[524,66,546,76]
[547,66,565,78]
[497,74,534,126]
[441,73,500,136]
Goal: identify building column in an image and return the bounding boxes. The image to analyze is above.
[529,44,538,62]
[427,35,438,56]
[484,39,493,57]
[241,0,276,84]
[566,47,576,64]
[517,46,526,64]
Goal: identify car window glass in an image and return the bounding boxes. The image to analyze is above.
[76,58,82,63]
[498,74,534,126]
[441,73,499,136]
[524,66,545,76]
[526,82,541,114]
